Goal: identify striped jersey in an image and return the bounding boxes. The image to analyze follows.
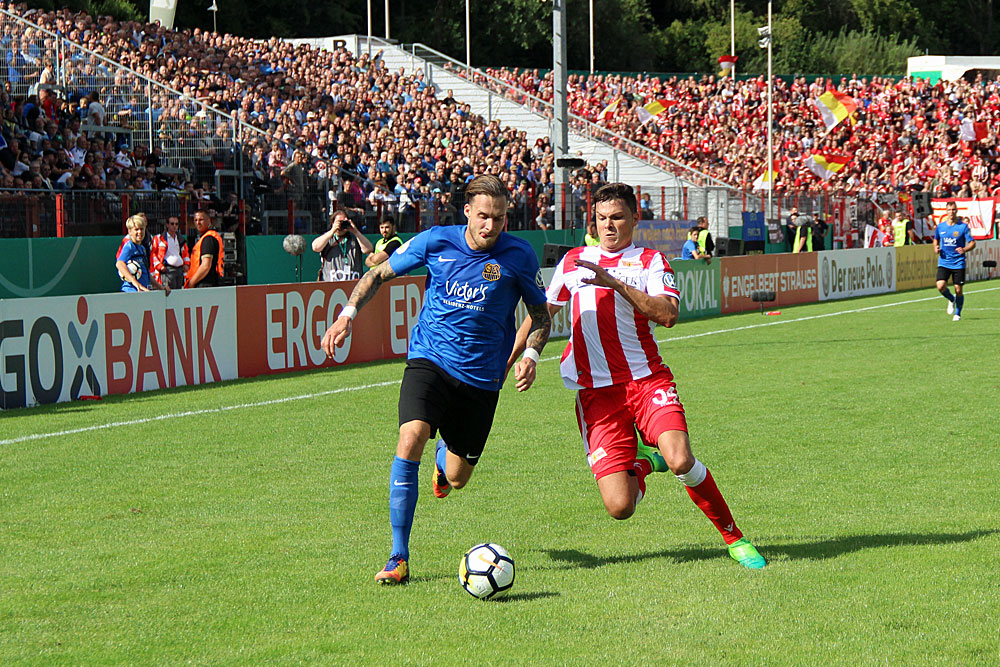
[547,244,680,390]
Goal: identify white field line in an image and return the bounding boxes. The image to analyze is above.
[4,286,998,446]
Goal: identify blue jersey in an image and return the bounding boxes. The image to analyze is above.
[934,221,974,269]
[680,239,698,260]
[389,226,546,391]
[117,240,150,292]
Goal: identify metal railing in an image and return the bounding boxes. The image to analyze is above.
[396,40,736,190]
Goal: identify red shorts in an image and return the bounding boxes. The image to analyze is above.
[574,368,688,480]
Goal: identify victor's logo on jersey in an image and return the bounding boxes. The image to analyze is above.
[444,279,489,305]
[482,263,502,281]
[663,271,677,289]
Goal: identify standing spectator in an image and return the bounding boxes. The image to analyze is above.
[185,209,224,288]
[87,90,105,127]
[151,214,190,289]
[312,210,373,281]
[696,216,714,260]
[365,216,402,269]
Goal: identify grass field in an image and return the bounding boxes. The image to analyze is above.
[3,285,1000,665]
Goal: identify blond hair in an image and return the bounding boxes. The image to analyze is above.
[125,214,147,231]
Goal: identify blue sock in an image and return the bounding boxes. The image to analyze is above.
[389,456,420,559]
[942,288,955,302]
[956,294,964,314]
[435,439,448,474]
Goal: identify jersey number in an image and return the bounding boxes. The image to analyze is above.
[651,387,678,407]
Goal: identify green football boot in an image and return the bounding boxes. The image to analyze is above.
[636,442,669,473]
[728,538,766,569]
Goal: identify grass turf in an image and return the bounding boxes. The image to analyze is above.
[2,285,999,665]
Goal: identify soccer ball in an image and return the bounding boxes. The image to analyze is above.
[459,543,515,600]
[125,259,142,280]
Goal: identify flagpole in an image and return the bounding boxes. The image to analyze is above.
[766,0,773,221]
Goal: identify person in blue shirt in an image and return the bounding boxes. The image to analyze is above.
[115,214,170,294]
[321,175,552,585]
[680,226,704,260]
[933,202,976,321]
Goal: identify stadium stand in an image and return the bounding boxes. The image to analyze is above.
[474,67,1000,196]
[0,2,995,246]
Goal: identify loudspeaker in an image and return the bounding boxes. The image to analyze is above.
[542,243,574,268]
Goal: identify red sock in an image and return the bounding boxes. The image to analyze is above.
[684,468,743,544]
[634,459,651,502]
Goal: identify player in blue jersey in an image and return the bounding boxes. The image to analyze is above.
[933,202,976,321]
[321,175,552,585]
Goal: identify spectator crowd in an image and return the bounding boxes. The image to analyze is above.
[2,0,999,239]
[474,67,1000,197]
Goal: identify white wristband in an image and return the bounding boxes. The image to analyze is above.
[340,305,358,320]
[522,348,540,364]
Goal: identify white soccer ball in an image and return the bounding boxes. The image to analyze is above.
[125,259,142,280]
[459,543,515,600]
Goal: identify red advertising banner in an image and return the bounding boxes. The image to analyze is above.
[235,278,426,378]
[720,253,819,313]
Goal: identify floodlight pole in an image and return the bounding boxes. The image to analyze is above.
[465,0,471,70]
[553,0,569,231]
[766,0,773,221]
[367,0,372,56]
[589,0,594,74]
[385,0,390,39]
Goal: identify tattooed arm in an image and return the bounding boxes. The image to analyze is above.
[508,301,556,392]
[321,260,397,357]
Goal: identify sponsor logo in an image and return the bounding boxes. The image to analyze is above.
[587,446,607,467]
[437,256,456,262]
[662,271,677,290]
[393,480,413,486]
[534,269,544,290]
[821,257,831,298]
[482,263,501,281]
[67,297,101,399]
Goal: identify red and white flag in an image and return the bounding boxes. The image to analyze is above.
[864,224,891,248]
[960,119,988,142]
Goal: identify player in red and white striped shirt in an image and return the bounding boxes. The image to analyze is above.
[511,183,765,569]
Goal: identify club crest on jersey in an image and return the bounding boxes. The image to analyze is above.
[663,271,677,289]
[483,263,502,281]
[953,231,959,237]
[621,259,641,268]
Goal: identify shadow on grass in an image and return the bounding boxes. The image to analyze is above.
[541,529,998,569]
[495,591,560,603]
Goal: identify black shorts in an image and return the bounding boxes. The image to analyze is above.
[936,266,966,285]
[398,358,499,465]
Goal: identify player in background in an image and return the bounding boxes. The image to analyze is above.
[933,202,976,321]
[321,175,551,585]
[510,183,765,569]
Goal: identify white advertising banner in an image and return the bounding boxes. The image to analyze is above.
[1,288,237,409]
[818,248,896,301]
